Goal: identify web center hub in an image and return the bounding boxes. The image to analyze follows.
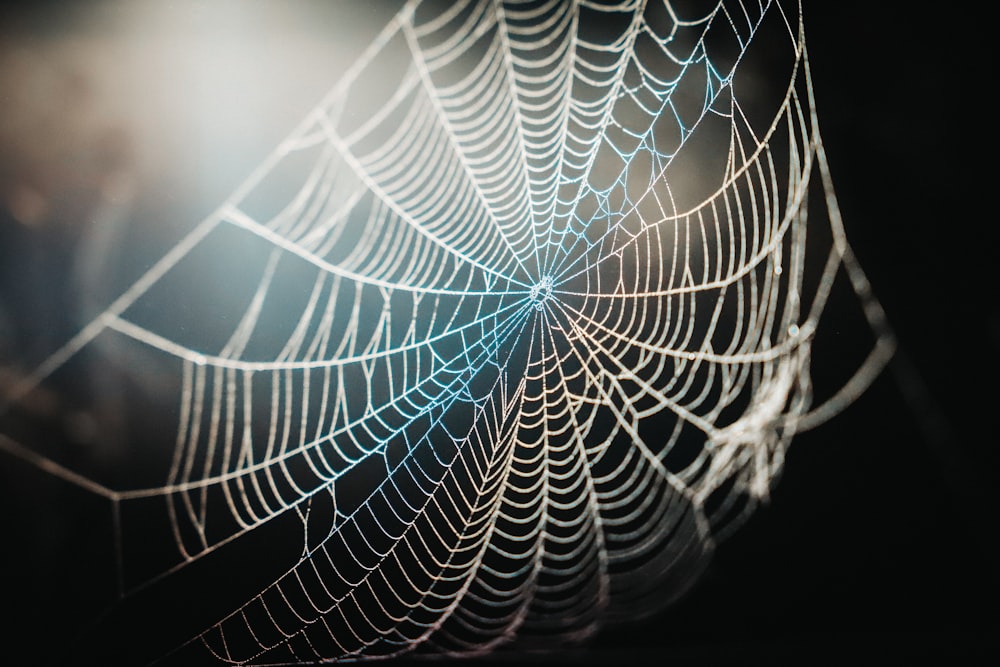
[529,275,554,311]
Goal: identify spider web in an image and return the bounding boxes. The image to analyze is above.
[0,0,894,663]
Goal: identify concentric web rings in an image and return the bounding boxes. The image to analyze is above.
[0,1,893,664]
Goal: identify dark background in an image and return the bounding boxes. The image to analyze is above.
[1,2,996,665]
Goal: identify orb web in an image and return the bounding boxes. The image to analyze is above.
[0,0,894,664]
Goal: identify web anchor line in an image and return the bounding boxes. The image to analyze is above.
[0,2,895,664]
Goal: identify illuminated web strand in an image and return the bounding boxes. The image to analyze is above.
[0,1,897,664]
[548,0,766,282]
[403,0,541,279]
[162,302,533,557]
[198,306,537,664]
[121,302,531,501]
[542,0,722,277]
[103,297,528,373]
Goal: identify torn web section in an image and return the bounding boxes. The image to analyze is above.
[550,0,782,285]
[545,0,732,279]
[548,2,832,544]
[582,0,885,543]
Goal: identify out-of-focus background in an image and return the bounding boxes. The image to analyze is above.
[1,1,995,665]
